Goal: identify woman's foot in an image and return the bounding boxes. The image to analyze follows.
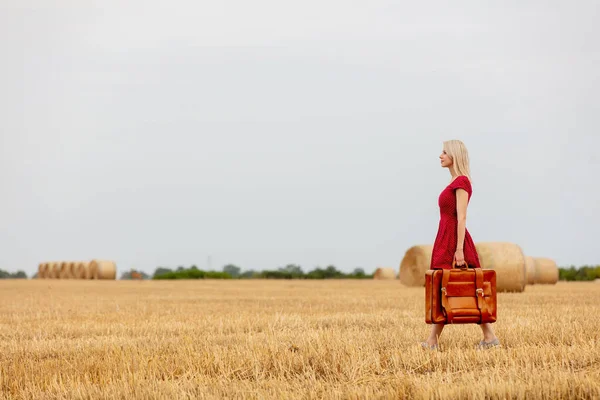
[420,342,439,351]
[477,337,500,350]
[420,340,439,351]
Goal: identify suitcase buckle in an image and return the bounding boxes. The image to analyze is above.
[476,288,484,297]
[441,287,447,294]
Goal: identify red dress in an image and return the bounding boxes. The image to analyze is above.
[430,175,481,270]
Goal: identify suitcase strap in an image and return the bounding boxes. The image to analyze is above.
[441,269,488,324]
[441,271,453,322]
[475,269,490,323]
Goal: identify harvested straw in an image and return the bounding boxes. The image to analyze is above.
[525,256,536,285]
[373,267,396,280]
[89,260,117,280]
[399,245,433,286]
[75,261,91,279]
[475,242,526,292]
[59,262,72,279]
[533,257,559,284]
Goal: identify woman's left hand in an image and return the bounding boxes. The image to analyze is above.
[454,249,465,267]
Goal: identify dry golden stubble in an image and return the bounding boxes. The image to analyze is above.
[0,280,599,399]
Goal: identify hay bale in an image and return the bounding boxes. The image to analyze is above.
[59,261,72,279]
[40,263,52,279]
[46,263,57,279]
[46,262,59,279]
[68,262,78,278]
[88,261,97,279]
[533,257,559,284]
[44,263,52,278]
[37,263,45,279]
[373,267,396,280]
[43,263,51,278]
[75,261,91,279]
[525,256,536,285]
[399,245,433,286]
[475,242,526,292]
[90,260,117,280]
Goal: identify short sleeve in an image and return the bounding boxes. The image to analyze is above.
[450,176,472,193]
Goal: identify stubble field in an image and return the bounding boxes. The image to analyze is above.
[1,279,599,399]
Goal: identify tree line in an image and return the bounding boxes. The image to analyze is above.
[0,269,27,279]
[120,264,372,280]
[558,265,600,281]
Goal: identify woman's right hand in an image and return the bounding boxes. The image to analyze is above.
[454,249,465,267]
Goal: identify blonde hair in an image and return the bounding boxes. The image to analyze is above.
[443,140,471,181]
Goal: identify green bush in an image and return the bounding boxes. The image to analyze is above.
[151,264,374,280]
[153,267,231,280]
[559,265,600,281]
[0,269,28,279]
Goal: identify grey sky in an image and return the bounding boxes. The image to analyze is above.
[1,1,599,276]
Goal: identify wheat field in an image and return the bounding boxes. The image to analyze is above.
[1,280,599,399]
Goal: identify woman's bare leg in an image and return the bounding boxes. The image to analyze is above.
[480,323,497,342]
[426,324,444,346]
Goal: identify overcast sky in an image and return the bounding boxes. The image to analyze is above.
[1,1,598,277]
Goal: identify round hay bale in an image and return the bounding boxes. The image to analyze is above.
[373,267,396,280]
[46,262,58,279]
[75,261,91,279]
[90,260,117,280]
[43,263,51,278]
[525,256,536,285]
[533,257,559,284]
[43,262,51,278]
[68,262,78,278]
[59,261,72,279]
[475,242,526,293]
[88,261,98,279]
[399,245,433,286]
[37,263,45,279]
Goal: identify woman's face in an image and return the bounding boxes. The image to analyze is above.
[440,149,453,168]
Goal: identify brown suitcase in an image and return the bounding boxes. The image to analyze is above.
[425,266,497,324]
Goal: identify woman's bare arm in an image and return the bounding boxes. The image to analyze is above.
[455,188,469,264]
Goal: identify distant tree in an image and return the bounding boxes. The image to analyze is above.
[559,265,600,281]
[223,264,241,278]
[14,270,27,279]
[0,269,27,279]
[240,270,259,278]
[176,266,186,272]
[305,265,344,279]
[153,267,232,280]
[153,267,173,278]
[353,267,365,276]
[14,271,27,279]
[279,264,304,276]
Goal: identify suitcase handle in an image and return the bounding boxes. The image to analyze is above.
[452,261,470,270]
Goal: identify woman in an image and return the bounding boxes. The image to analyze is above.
[420,140,500,350]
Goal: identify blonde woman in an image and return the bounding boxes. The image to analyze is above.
[421,140,500,350]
